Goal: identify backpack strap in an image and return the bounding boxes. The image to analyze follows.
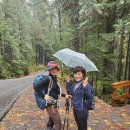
[57,82,62,97]
[47,76,53,95]
[45,76,53,107]
[56,82,61,110]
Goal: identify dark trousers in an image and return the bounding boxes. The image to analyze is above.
[46,106,62,130]
[73,108,88,130]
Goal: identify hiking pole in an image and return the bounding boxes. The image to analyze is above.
[66,99,69,130]
[63,99,70,130]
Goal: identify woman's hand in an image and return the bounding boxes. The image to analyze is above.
[82,77,89,88]
[65,75,70,83]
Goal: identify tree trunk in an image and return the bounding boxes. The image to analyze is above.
[58,7,62,45]
[128,35,130,80]
[117,0,126,81]
[103,2,117,77]
[0,33,2,55]
[63,0,80,51]
[124,34,130,80]
[117,30,124,81]
[70,0,80,51]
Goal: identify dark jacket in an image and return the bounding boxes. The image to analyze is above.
[34,74,66,100]
[66,80,93,111]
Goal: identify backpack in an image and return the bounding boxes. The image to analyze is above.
[33,73,53,110]
[83,83,95,110]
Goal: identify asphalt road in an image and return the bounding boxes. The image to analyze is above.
[0,72,43,121]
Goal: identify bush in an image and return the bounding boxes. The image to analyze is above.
[28,64,45,74]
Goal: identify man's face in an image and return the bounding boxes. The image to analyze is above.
[50,68,59,76]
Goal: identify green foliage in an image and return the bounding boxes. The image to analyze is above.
[0,68,11,79]
[116,88,125,96]
[16,70,25,77]
[95,81,103,97]
[0,0,130,108]
[0,59,12,79]
[28,64,45,74]
[0,1,36,79]
[79,0,103,29]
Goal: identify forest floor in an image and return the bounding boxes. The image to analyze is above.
[0,86,130,130]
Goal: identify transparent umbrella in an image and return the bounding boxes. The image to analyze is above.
[53,48,98,72]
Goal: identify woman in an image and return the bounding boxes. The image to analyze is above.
[65,66,94,130]
[35,61,70,130]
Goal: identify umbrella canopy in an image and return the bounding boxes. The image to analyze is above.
[53,48,98,72]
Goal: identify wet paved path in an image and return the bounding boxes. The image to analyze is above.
[0,86,130,130]
[0,72,44,121]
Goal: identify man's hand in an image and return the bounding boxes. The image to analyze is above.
[44,95,53,103]
[82,77,89,88]
[66,94,72,99]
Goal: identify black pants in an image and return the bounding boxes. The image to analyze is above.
[73,108,88,130]
[46,105,62,130]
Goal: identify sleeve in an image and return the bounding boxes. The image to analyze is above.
[83,82,94,100]
[66,82,73,95]
[34,76,50,98]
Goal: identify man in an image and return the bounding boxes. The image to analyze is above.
[35,61,71,130]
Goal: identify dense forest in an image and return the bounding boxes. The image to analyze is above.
[0,0,130,102]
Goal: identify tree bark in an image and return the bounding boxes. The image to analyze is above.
[124,34,130,80]
[58,9,62,46]
[70,0,80,51]
[117,30,124,81]
[128,35,130,80]
[103,1,117,77]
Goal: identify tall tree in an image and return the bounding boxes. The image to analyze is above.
[63,0,80,51]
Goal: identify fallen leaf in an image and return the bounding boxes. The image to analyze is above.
[125,122,130,125]
[120,113,128,118]
[88,127,92,130]
[104,119,111,125]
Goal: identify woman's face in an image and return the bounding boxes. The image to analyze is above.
[50,68,59,76]
[74,71,84,82]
